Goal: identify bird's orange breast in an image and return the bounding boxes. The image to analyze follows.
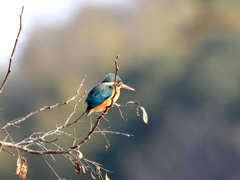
[88,85,120,116]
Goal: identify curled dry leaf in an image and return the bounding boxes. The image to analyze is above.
[15,157,21,175]
[117,106,127,121]
[136,107,140,116]
[126,101,139,105]
[19,157,27,180]
[91,171,96,179]
[75,162,81,174]
[104,141,110,151]
[95,165,103,180]
[80,163,86,174]
[75,162,86,175]
[98,175,103,180]
[139,106,148,124]
[105,172,111,180]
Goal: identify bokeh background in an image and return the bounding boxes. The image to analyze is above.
[1,0,240,179]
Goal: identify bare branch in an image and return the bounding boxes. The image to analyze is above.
[0,146,15,156]
[116,106,127,121]
[0,6,24,94]
[0,140,70,155]
[0,75,86,131]
[0,135,8,153]
[42,155,65,180]
[111,55,119,108]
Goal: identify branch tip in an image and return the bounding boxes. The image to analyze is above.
[0,6,24,93]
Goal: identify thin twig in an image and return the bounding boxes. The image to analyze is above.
[94,130,133,137]
[4,129,17,155]
[64,111,86,128]
[0,141,70,155]
[84,158,113,173]
[62,80,87,127]
[114,55,119,83]
[111,55,119,108]
[90,115,93,131]
[0,135,8,153]
[116,106,127,121]
[94,112,110,122]
[0,75,86,131]
[42,155,64,180]
[0,146,15,156]
[72,128,77,147]
[0,6,24,94]
[71,113,103,149]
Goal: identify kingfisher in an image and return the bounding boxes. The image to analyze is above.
[85,73,135,116]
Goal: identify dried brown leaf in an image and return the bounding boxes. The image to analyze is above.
[15,157,21,175]
[80,163,86,174]
[104,141,110,151]
[117,106,127,121]
[91,171,96,179]
[136,107,140,116]
[98,175,103,180]
[126,101,139,105]
[105,172,111,180]
[75,162,81,174]
[139,106,148,124]
[95,165,103,180]
[19,157,27,180]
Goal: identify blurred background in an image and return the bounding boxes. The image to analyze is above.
[1,0,240,179]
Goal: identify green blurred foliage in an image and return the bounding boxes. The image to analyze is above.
[1,0,240,179]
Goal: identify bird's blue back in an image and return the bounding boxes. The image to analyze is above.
[85,83,114,115]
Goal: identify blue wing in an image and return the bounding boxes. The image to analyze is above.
[85,83,114,115]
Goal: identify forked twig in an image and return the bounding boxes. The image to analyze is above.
[0,6,24,94]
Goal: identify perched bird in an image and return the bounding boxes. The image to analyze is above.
[85,73,135,116]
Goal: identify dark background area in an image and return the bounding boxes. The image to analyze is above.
[1,0,240,179]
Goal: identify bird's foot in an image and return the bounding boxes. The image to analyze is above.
[113,103,120,107]
[102,108,109,115]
